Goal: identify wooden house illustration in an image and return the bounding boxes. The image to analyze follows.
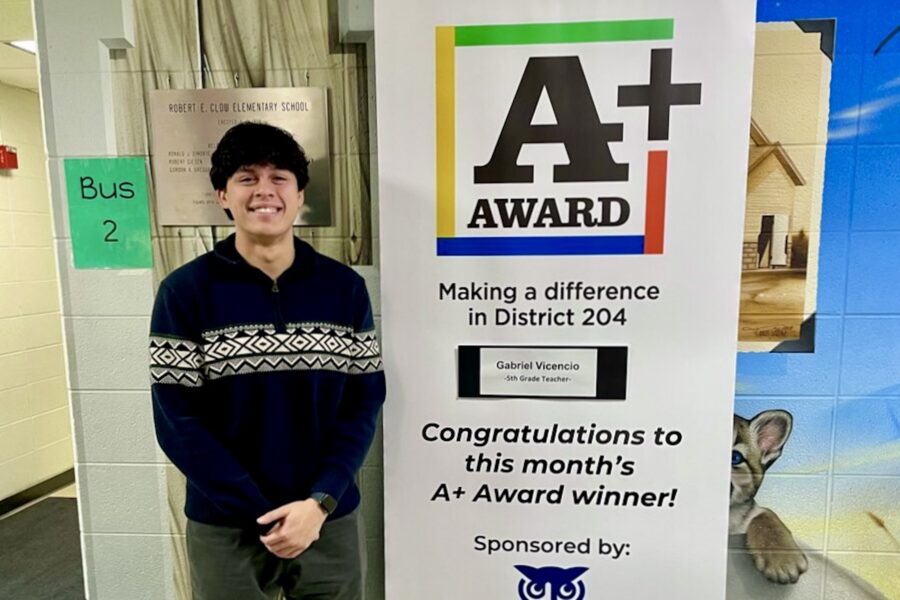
[744,118,807,271]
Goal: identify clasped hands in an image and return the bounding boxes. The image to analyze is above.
[257,499,327,559]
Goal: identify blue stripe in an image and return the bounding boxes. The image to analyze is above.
[436,236,645,256]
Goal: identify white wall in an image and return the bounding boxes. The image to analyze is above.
[0,81,72,501]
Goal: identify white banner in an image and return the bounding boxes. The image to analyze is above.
[377,1,755,598]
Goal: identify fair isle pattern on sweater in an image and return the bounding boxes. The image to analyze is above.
[149,336,204,387]
[150,323,382,386]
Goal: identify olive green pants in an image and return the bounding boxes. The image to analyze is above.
[187,511,364,600]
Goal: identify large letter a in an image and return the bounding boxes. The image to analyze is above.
[474,56,629,184]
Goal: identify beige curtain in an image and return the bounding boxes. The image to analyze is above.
[113,0,372,287]
[201,0,372,266]
[111,0,221,291]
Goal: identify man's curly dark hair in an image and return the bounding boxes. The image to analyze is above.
[209,121,310,193]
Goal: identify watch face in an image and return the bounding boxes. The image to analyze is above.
[314,493,337,514]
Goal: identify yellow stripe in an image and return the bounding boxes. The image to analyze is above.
[435,27,455,238]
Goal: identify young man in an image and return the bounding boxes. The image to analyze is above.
[149,122,385,599]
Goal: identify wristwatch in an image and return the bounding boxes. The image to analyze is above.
[310,492,337,515]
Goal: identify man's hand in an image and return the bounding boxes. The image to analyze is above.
[257,499,327,559]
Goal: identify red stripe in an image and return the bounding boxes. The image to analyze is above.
[644,151,668,254]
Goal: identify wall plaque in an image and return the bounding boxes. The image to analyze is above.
[149,88,331,226]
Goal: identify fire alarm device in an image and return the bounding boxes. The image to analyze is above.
[0,145,18,170]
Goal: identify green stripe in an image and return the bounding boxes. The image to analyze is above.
[455,19,673,46]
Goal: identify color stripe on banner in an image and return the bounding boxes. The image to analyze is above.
[454,19,674,47]
[437,236,645,256]
[644,151,668,254]
[436,26,456,238]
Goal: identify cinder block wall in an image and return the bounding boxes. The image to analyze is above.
[33,0,173,597]
[0,81,72,502]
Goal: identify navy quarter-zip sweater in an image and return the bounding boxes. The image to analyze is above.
[150,234,385,528]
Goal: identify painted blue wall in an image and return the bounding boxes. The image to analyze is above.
[734,1,900,596]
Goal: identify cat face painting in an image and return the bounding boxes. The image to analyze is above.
[731,410,792,507]
[514,565,588,600]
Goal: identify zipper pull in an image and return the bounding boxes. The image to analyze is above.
[272,281,279,293]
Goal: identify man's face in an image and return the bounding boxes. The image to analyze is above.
[216,164,304,240]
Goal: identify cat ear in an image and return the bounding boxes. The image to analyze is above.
[749,410,793,467]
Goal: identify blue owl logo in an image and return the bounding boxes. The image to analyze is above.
[514,565,589,600]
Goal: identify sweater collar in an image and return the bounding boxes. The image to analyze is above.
[212,233,316,282]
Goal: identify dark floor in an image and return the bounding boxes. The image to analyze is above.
[0,498,85,600]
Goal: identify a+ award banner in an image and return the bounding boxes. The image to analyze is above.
[377,1,755,598]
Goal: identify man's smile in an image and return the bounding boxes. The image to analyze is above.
[248,205,284,214]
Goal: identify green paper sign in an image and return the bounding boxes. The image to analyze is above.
[64,158,153,269]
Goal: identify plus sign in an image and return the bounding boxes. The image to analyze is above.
[617,49,702,141]
[453,487,466,499]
